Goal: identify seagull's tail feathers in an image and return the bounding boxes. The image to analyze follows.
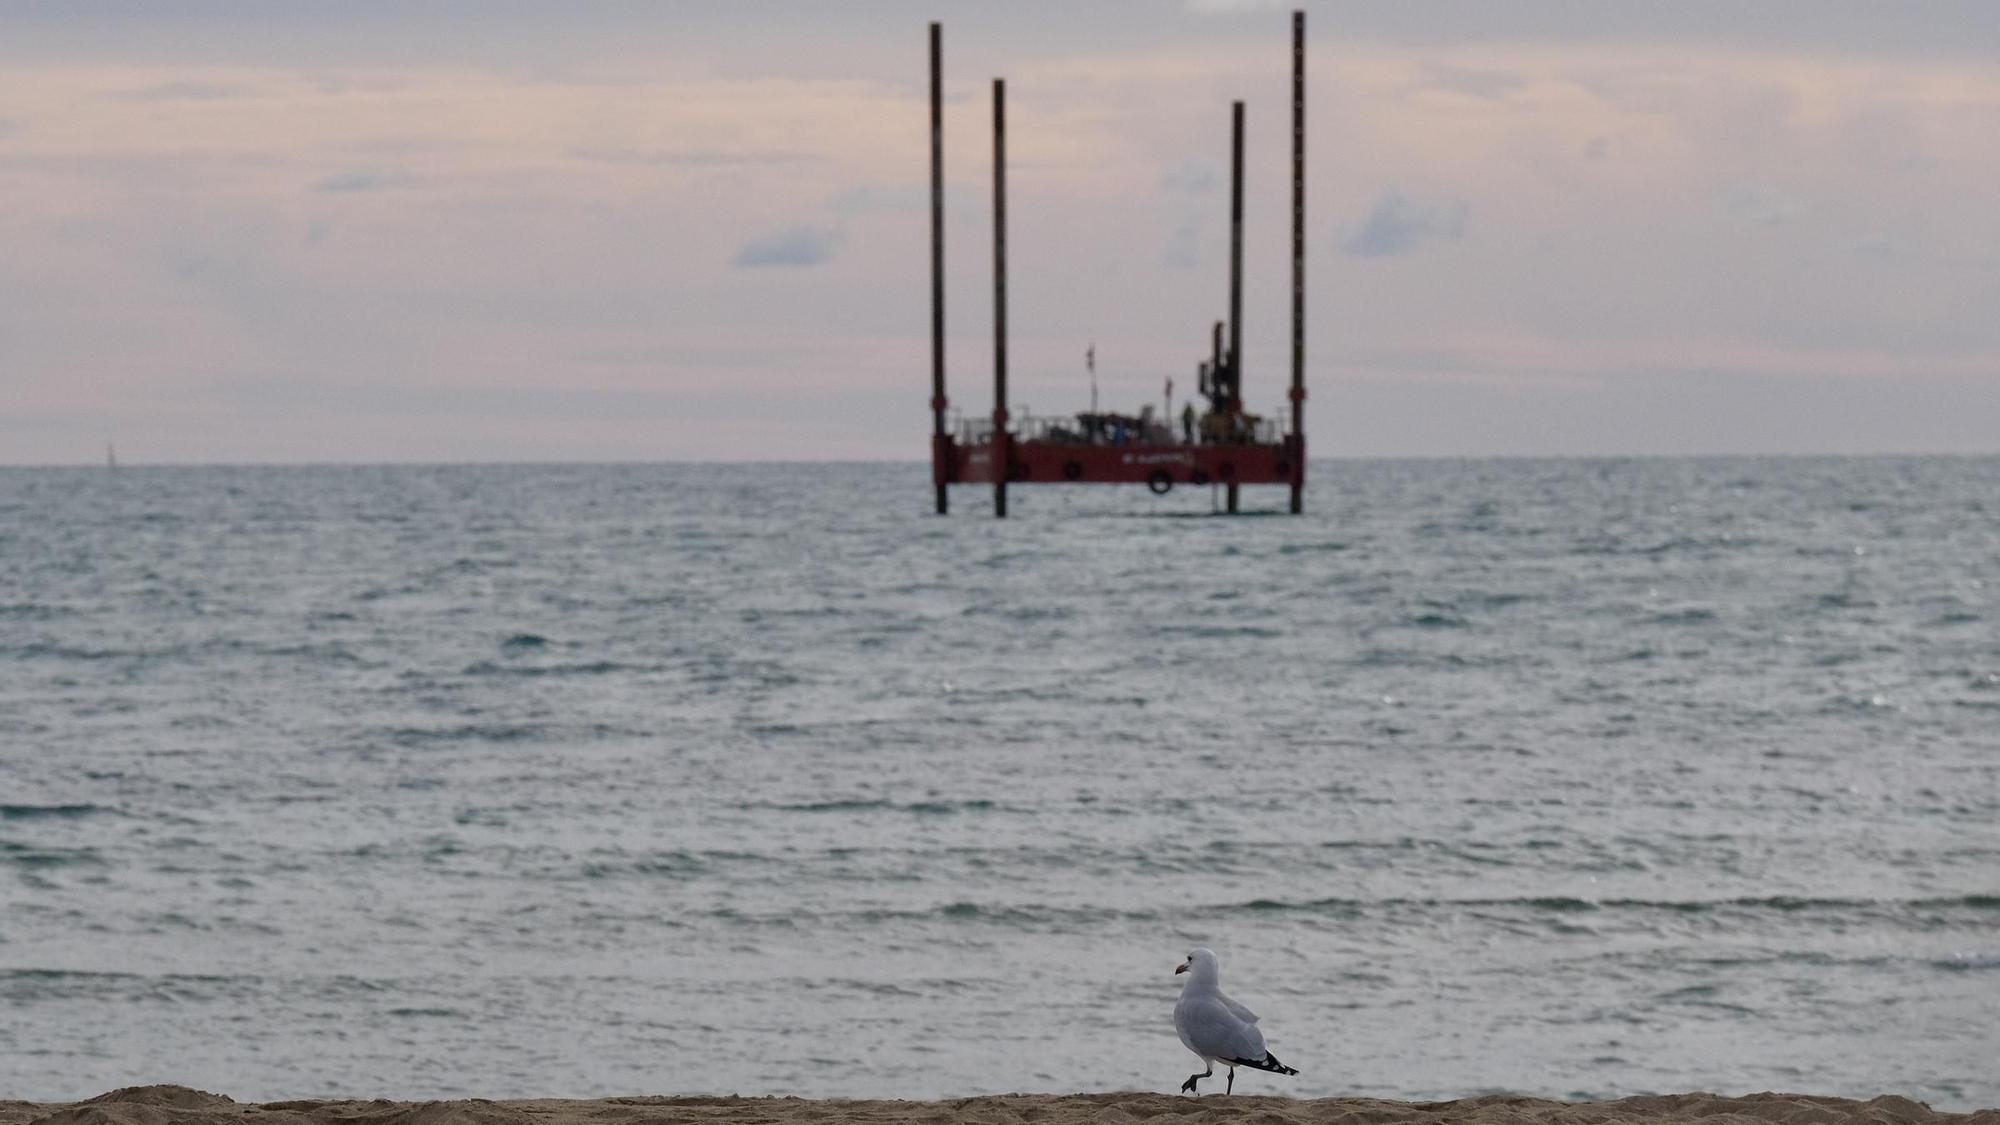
[1230,1052,1299,1076]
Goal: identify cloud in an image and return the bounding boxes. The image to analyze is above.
[1584,136,1612,160]
[1160,159,1219,267]
[113,79,254,101]
[1340,191,1468,258]
[1164,215,1205,269]
[1421,64,1527,101]
[1160,159,1219,196]
[1183,0,1286,12]
[1853,233,1910,262]
[314,168,415,192]
[827,184,925,213]
[570,147,821,169]
[1720,181,1797,228]
[732,225,842,267]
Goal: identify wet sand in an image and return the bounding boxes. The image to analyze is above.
[2,1086,1994,1125]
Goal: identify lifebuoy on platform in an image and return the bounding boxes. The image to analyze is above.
[1190,468,1211,486]
[1146,469,1174,495]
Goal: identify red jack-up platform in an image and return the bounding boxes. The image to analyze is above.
[927,11,1308,517]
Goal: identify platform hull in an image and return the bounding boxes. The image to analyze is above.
[942,436,1303,490]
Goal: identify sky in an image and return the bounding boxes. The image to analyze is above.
[4,1,1999,464]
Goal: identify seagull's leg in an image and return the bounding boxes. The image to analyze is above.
[1226,1067,1235,1095]
[1180,1064,1212,1094]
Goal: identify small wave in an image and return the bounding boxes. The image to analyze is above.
[739,606,851,623]
[374,720,647,746]
[0,968,247,1003]
[1575,535,1746,557]
[932,901,1152,927]
[702,900,1156,931]
[960,604,1073,622]
[461,659,636,678]
[1587,895,1964,914]
[1641,535,1747,555]
[1231,896,1369,915]
[253,642,369,666]
[1523,897,1598,912]
[500,633,550,650]
[1654,984,1759,1015]
[0,841,103,868]
[383,723,546,745]
[760,798,895,814]
[905,799,998,815]
[1648,607,1717,625]
[749,798,1007,816]
[3,641,132,661]
[1150,624,1284,639]
[579,849,770,880]
[1,967,131,984]
[975,550,1040,568]
[0,602,77,620]
[1933,952,2000,971]
[0,803,104,820]
[1205,893,2000,917]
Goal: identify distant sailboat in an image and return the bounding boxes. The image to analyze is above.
[107,442,117,470]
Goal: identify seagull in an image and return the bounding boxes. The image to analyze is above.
[1172,946,1299,1095]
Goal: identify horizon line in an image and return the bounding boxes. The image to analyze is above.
[5,450,1998,471]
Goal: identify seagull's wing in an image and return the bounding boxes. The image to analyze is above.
[1176,994,1270,1063]
[1216,989,1260,1025]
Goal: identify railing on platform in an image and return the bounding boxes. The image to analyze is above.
[954,411,1284,448]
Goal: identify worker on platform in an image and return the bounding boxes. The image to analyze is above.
[1181,401,1197,444]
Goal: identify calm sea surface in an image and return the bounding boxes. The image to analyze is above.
[1,459,1995,1107]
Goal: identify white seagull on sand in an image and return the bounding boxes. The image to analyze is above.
[1172,946,1300,1095]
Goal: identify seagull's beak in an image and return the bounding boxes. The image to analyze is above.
[1174,962,1189,975]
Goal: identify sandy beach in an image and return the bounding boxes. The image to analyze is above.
[3,1087,1994,1125]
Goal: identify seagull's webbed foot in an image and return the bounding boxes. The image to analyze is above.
[1181,1065,1212,1095]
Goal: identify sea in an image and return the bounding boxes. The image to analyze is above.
[1,458,1995,1108]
